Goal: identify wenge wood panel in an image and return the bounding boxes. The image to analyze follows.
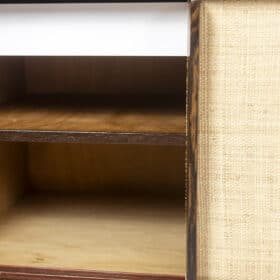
[0,130,185,146]
[186,2,199,280]
[24,57,185,97]
[0,266,185,280]
[0,57,24,104]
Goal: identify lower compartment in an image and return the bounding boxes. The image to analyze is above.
[0,142,185,277]
[0,194,184,275]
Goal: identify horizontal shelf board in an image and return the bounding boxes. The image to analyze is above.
[0,194,185,276]
[0,266,185,280]
[0,98,185,145]
[0,3,190,56]
[0,130,185,145]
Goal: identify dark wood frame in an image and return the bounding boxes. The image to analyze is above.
[0,266,185,280]
[186,1,199,280]
[0,130,185,146]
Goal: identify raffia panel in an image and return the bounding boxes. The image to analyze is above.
[198,1,280,279]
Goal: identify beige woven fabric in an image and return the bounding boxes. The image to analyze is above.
[198,1,280,279]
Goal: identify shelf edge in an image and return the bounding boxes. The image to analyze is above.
[0,130,185,146]
[0,265,185,280]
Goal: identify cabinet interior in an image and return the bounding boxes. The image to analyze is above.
[0,56,186,276]
[0,57,185,135]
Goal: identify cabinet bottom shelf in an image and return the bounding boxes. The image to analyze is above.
[0,194,185,279]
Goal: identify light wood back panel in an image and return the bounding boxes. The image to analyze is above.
[0,194,185,275]
[0,142,26,216]
[28,143,184,195]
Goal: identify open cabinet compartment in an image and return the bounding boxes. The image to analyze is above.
[0,142,185,277]
[0,56,186,279]
[0,56,185,145]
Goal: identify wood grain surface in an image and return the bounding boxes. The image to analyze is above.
[186,2,199,280]
[0,100,184,134]
[0,142,26,217]
[0,142,185,277]
[0,57,24,104]
[27,143,184,195]
[24,57,185,98]
[0,96,185,145]
[0,45,186,280]
[0,194,185,276]
[0,130,185,146]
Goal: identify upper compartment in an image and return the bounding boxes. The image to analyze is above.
[0,2,188,145]
[0,56,186,145]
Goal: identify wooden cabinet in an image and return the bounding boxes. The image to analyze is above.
[0,1,188,280]
[0,2,188,278]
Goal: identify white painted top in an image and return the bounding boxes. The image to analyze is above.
[0,3,190,56]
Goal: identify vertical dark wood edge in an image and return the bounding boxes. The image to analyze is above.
[0,266,184,280]
[186,1,199,280]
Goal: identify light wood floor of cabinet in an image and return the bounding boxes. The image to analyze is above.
[0,194,185,276]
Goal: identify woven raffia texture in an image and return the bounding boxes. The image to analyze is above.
[198,1,280,279]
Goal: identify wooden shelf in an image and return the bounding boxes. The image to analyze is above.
[0,97,185,145]
[0,194,185,277]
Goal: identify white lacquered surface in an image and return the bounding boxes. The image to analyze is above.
[0,3,190,56]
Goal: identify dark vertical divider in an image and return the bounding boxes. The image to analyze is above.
[186,1,199,280]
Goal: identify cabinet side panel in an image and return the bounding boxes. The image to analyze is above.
[198,1,280,279]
